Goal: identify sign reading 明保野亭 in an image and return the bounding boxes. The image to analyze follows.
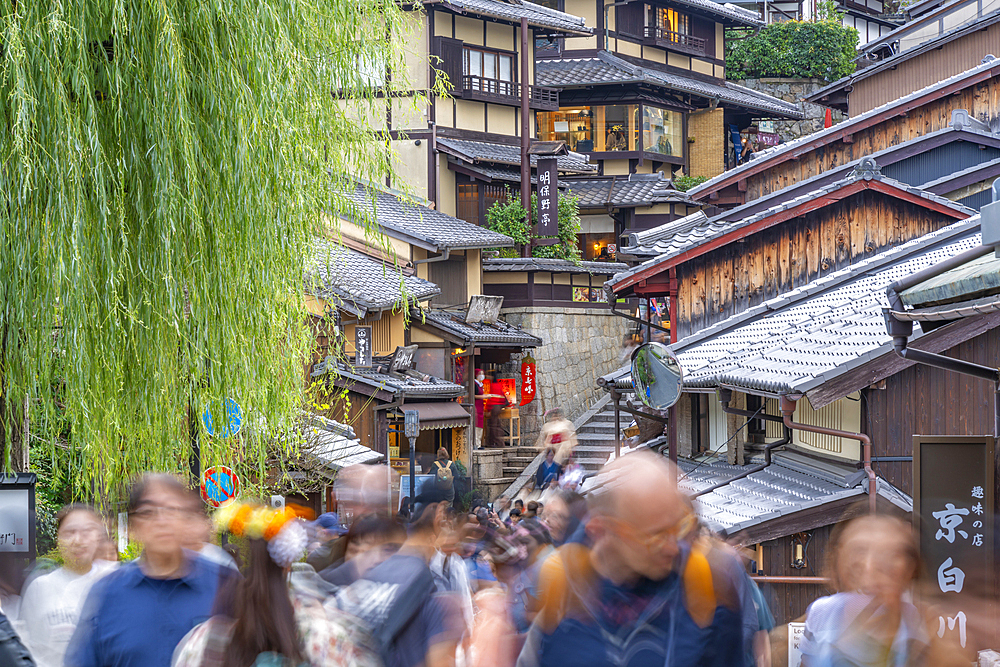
[536,157,558,236]
[914,436,994,652]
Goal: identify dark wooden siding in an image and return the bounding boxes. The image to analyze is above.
[757,525,835,625]
[434,36,465,94]
[862,325,1000,496]
[323,388,377,452]
[746,74,1000,202]
[690,16,715,59]
[674,192,954,338]
[848,23,1000,116]
[616,2,645,38]
[429,256,469,307]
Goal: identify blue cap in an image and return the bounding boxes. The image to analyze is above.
[315,512,347,534]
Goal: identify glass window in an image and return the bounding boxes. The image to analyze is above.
[463,47,514,85]
[642,106,683,157]
[499,55,512,82]
[484,52,497,79]
[653,7,689,34]
[537,105,640,152]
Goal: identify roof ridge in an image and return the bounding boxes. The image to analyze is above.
[673,215,982,352]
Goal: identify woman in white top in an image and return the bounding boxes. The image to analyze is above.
[18,504,115,667]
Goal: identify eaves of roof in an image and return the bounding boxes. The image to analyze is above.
[426,0,593,35]
[688,57,1000,201]
[608,175,974,296]
[331,365,466,398]
[807,13,1000,104]
[483,257,629,274]
[410,308,544,347]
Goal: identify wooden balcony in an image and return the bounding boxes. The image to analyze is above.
[461,75,559,111]
[642,26,706,56]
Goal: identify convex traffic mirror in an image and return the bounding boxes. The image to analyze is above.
[630,342,684,410]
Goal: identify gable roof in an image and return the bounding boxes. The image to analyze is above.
[430,0,592,34]
[536,52,802,118]
[566,173,701,209]
[483,256,629,275]
[671,217,982,399]
[411,307,543,347]
[342,184,515,251]
[307,241,440,318]
[608,165,974,294]
[669,0,762,25]
[317,360,467,398]
[687,56,1000,201]
[436,137,596,173]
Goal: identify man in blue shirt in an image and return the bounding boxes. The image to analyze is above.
[518,452,753,667]
[66,474,234,667]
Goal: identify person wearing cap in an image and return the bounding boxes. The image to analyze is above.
[306,512,348,573]
[474,370,502,450]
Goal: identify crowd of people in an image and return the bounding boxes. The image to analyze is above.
[0,452,980,667]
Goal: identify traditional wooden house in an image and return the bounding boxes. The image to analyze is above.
[731,0,897,46]
[606,158,974,340]
[384,0,598,222]
[687,57,1000,208]
[808,1,1000,115]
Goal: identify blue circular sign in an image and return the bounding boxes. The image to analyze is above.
[203,398,242,438]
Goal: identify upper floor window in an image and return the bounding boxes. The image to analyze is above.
[463,47,514,92]
[653,7,690,34]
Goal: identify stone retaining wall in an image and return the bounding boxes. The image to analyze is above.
[500,306,630,447]
[735,78,847,143]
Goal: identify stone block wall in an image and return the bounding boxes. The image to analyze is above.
[500,306,631,446]
[734,78,847,143]
[688,107,725,179]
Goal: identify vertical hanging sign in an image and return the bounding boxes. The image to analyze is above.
[536,157,558,236]
[913,435,994,653]
[520,355,536,406]
[355,326,372,368]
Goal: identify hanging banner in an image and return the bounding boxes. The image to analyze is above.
[536,158,558,236]
[520,356,536,406]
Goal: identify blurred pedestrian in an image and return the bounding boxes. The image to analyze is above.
[535,450,561,491]
[534,409,577,465]
[432,448,457,505]
[474,370,503,450]
[173,502,378,667]
[0,607,33,667]
[320,514,405,587]
[799,513,966,667]
[19,504,116,667]
[66,474,236,667]
[520,451,751,667]
[306,513,348,573]
[182,507,235,570]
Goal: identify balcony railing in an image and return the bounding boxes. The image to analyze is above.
[461,75,559,111]
[642,26,706,56]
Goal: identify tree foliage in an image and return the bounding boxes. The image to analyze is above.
[485,190,583,262]
[726,18,859,82]
[1,0,423,504]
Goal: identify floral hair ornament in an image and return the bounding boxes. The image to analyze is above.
[214,501,310,568]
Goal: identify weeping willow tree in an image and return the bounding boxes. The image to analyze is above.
[1,0,430,504]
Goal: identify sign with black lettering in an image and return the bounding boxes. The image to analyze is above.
[390,344,418,373]
[0,476,35,554]
[914,436,995,651]
[355,326,372,368]
[536,157,558,236]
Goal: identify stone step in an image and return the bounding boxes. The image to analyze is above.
[576,432,617,441]
[476,476,517,485]
[578,424,617,434]
[502,467,524,477]
[506,456,536,466]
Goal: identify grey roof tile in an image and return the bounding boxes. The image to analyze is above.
[436,137,596,173]
[411,307,543,346]
[444,0,592,34]
[669,0,762,24]
[688,57,1000,199]
[536,52,802,118]
[327,362,466,397]
[306,241,440,317]
[566,173,700,209]
[483,257,628,275]
[343,184,515,250]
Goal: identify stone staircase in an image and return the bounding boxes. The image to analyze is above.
[573,405,621,474]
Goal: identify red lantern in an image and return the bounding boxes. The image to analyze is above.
[520,355,536,406]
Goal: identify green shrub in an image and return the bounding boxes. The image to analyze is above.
[674,175,708,192]
[726,19,858,82]
[485,190,582,262]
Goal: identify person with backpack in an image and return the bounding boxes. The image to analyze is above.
[433,447,457,505]
[517,451,754,667]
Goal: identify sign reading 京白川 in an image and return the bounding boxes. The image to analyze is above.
[520,356,536,406]
[536,157,558,236]
[914,436,995,652]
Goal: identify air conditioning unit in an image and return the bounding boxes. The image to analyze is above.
[270,495,285,510]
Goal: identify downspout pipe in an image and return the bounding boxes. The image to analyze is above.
[780,395,877,514]
[604,0,634,51]
[693,390,790,497]
[413,247,451,265]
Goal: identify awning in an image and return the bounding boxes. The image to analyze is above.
[390,402,471,431]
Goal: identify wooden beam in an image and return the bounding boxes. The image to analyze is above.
[805,310,1000,409]
[867,179,971,219]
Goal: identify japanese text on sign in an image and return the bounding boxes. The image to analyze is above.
[536,158,558,236]
[915,436,994,651]
[0,487,30,553]
[355,326,372,368]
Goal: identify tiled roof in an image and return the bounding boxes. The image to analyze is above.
[306,241,440,318]
[671,217,982,395]
[483,257,629,275]
[670,0,762,25]
[437,0,592,34]
[535,52,802,118]
[688,57,1000,200]
[454,162,571,187]
[677,452,911,536]
[300,415,383,469]
[436,137,596,173]
[320,361,466,398]
[566,173,701,209]
[343,184,515,251]
[411,307,543,347]
[608,166,974,286]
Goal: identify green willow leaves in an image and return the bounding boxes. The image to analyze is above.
[1,0,426,503]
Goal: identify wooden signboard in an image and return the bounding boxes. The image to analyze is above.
[536,157,558,236]
[355,326,372,368]
[913,435,995,651]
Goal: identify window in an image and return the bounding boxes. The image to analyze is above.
[457,182,508,227]
[463,47,514,95]
[537,105,640,152]
[642,106,683,157]
[653,7,690,35]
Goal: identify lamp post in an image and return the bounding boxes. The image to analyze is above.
[404,409,420,513]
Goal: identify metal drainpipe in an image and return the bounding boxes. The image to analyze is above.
[604,0,634,51]
[693,389,791,497]
[779,395,877,514]
[413,247,451,265]
[520,16,530,254]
